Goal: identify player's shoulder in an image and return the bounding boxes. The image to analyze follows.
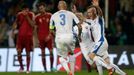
[35,13,41,19]
[66,10,75,15]
[51,11,60,18]
[95,16,104,24]
[17,11,23,15]
[29,11,34,14]
[29,11,35,15]
[46,12,52,16]
[52,11,58,16]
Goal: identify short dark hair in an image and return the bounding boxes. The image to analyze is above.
[36,2,46,8]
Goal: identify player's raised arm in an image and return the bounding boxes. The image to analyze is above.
[92,0,103,17]
[25,12,35,28]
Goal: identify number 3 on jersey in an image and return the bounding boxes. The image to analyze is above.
[60,14,66,26]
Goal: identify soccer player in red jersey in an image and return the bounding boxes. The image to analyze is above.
[35,3,54,72]
[12,4,35,73]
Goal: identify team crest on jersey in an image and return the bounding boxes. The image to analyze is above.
[39,19,42,23]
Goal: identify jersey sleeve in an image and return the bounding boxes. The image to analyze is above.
[71,13,79,25]
[31,12,35,20]
[49,15,55,30]
[73,25,79,37]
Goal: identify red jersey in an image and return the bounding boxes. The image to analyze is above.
[35,13,52,39]
[16,11,34,51]
[17,11,34,37]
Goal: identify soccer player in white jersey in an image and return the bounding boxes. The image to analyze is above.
[85,0,127,75]
[73,11,105,75]
[49,1,80,75]
[74,0,127,75]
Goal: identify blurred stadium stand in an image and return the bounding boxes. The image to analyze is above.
[0,0,134,47]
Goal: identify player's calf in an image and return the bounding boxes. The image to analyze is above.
[69,55,76,75]
[108,67,115,75]
[17,68,24,73]
[59,56,70,73]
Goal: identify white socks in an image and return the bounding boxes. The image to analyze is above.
[59,55,75,75]
[93,56,111,69]
[59,57,70,73]
[69,55,76,75]
[96,62,103,75]
[110,63,126,75]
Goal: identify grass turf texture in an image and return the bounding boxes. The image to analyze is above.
[0,69,133,75]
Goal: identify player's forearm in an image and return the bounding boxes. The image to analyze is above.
[96,6,103,17]
[92,0,103,17]
[33,25,38,35]
[77,24,82,42]
[25,15,35,27]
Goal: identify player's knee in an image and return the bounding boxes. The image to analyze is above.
[95,61,101,66]
[17,50,22,56]
[104,57,110,64]
[69,55,75,62]
[41,54,45,59]
[89,53,95,60]
[59,57,68,63]
[27,54,30,57]
[49,51,53,56]
[18,53,21,57]
[26,52,30,57]
[41,51,45,57]
[41,49,45,53]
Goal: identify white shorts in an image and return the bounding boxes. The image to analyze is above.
[80,39,109,65]
[80,43,94,65]
[55,34,76,58]
[91,39,109,59]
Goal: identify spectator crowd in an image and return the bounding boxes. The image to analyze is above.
[0,0,134,47]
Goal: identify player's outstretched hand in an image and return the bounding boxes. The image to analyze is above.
[92,0,99,6]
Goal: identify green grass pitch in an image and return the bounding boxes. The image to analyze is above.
[0,69,134,75]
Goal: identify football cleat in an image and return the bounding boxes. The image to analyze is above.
[68,72,73,75]
[108,67,115,75]
[26,71,30,74]
[17,68,24,73]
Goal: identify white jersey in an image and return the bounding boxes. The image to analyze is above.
[87,16,105,42]
[73,21,94,46]
[74,16,109,60]
[50,10,79,36]
[73,21,94,65]
[50,10,79,57]
[87,16,108,53]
